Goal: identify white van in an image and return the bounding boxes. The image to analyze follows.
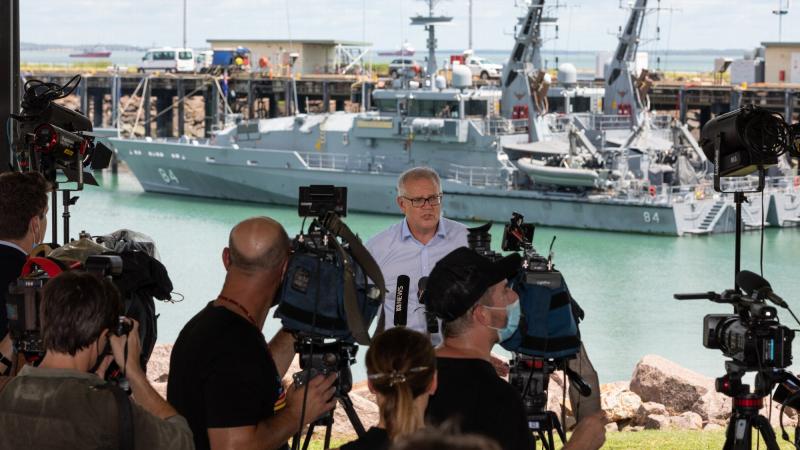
[139,48,195,73]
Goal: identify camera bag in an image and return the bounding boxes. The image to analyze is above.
[276,213,386,345]
[501,270,583,359]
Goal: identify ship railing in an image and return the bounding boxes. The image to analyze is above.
[469,117,529,136]
[447,164,509,188]
[573,113,633,130]
[298,152,385,173]
[650,114,673,129]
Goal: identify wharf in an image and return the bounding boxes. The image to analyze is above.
[21,71,800,138]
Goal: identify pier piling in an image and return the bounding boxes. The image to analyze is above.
[177,78,185,137]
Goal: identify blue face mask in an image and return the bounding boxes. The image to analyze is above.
[483,299,521,343]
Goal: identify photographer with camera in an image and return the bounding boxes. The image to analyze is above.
[0,171,51,376]
[423,247,606,450]
[0,271,193,449]
[168,217,337,450]
[366,167,467,339]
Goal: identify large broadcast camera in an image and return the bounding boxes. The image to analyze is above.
[5,231,173,377]
[274,185,385,450]
[676,105,800,450]
[11,75,113,186]
[467,213,591,450]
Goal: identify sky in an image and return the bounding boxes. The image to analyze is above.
[19,0,800,52]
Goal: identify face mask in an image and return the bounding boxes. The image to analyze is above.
[482,299,521,343]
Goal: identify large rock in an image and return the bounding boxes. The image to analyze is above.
[600,381,642,422]
[643,414,671,430]
[630,355,713,414]
[635,402,667,425]
[147,343,173,383]
[691,391,730,423]
[671,412,703,430]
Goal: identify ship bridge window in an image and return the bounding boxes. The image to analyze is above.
[375,99,397,113]
[409,100,460,118]
[464,99,489,117]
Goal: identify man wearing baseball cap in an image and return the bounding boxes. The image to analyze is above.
[423,247,606,450]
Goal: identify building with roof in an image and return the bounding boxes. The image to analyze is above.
[206,39,371,75]
[761,41,800,83]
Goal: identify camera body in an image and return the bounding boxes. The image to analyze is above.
[702,295,793,370]
[467,213,582,360]
[6,254,123,354]
[276,186,383,343]
[11,76,112,185]
[292,339,356,397]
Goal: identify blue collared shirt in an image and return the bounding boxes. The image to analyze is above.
[366,217,468,336]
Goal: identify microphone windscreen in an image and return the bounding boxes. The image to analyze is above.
[736,270,770,294]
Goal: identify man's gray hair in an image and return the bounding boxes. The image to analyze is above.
[397,167,442,197]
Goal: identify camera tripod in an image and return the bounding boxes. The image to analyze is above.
[510,355,590,450]
[717,362,789,450]
[291,339,366,450]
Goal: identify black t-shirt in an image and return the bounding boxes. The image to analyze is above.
[426,357,534,450]
[167,302,287,450]
[340,427,390,450]
[0,244,27,339]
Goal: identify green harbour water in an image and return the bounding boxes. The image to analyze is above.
[71,170,800,384]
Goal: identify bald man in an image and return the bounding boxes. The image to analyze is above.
[168,217,337,450]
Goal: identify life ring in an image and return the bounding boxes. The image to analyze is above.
[648,185,657,197]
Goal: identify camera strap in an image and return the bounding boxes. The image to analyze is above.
[321,213,386,345]
[95,383,134,450]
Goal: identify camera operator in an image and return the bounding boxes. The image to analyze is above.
[0,271,193,449]
[366,167,467,341]
[423,247,606,450]
[167,217,337,450]
[0,171,51,376]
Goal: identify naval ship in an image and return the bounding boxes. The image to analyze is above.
[109,0,800,236]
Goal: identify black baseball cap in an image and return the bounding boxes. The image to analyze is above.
[421,247,522,322]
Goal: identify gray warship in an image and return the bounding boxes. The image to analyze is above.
[109,0,800,236]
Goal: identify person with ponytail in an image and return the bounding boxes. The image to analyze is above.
[338,327,437,450]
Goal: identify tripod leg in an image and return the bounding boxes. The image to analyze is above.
[301,424,315,450]
[751,415,781,450]
[551,412,566,444]
[339,394,366,437]
[723,415,752,450]
[324,423,332,450]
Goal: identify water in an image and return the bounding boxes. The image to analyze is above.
[68,170,800,384]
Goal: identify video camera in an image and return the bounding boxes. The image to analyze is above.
[11,75,113,186]
[675,270,794,372]
[7,254,124,354]
[467,212,581,359]
[277,186,383,450]
[275,185,385,344]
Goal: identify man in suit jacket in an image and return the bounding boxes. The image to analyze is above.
[0,172,51,375]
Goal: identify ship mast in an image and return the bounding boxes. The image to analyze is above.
[500,0,548,142]
[411,0,452,77]
[602,0,648,122]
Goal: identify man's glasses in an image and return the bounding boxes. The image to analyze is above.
[403,194,443,208]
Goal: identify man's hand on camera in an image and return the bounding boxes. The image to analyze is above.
[489,353,510,378]
[286,372,337,424]
[109,318,144,379]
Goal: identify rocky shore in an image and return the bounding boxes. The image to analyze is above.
[146,345,797,440]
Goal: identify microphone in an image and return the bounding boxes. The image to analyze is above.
[394,275,410,327]
[737,270,788,308]
[418,276,439,334]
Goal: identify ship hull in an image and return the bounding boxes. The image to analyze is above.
[109,137,743,236]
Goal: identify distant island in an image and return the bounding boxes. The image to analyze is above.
[21,42,147,52]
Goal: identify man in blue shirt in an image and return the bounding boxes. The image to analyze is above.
[366,167,467,338]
